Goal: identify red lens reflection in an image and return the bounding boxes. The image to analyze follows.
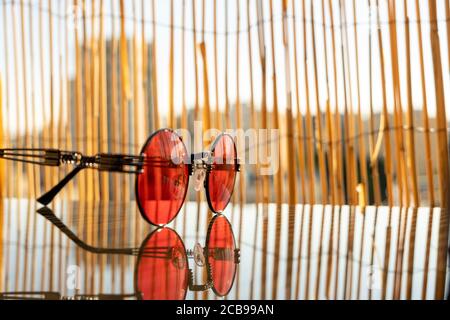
[207,215,237,296]
[136,228,188,300]
[206,134,237,213]
[136,129,189,226]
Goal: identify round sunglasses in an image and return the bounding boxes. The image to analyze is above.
[0,128,241,226]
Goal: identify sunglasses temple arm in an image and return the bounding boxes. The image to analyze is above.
[36,206,135,255]
[0,292,61,300]
[0,148,69,166]
[36,153,145,205]
[36,166,84,205]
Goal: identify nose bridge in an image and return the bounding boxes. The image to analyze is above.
[193,164,207,192]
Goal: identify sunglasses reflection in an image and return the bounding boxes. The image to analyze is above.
[0,206,239,300]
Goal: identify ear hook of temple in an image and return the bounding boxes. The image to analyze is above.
[0,148,63,166]
[36,153,144,205]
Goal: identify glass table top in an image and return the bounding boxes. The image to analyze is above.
[0,198,448,300]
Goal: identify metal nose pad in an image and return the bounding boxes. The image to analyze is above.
[193,243,205,267]
[193,167,206,191]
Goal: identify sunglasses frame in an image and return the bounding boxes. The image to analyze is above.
[134,128,240,226]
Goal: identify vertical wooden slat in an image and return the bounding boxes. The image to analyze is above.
[321,0,336,207]
[19,0,32,292]
[281,0,297,300]
[338,0,356,299]
[310,0,329,299]
[352,0,369,206]
[1,0,11,200]
[169,0,175,129]
[311,1,329,206]
[403,0,419,300]
[200,46,211,133]
[234,0,246,299]
[339,0,356,207]
[255,0,270,299]
[1,0,11,294]
[224,0,231,129]
[389,0,409,299]
[375,0,395,300]
[302,0,315,208]
[72,0,82,285]
[48,0,56,291]
[181,0,188,239]
[350,0,369,300]
[151,0,159,129]
[366,7,382,300]
[141,0,148,134]
[11,0,23,293]
[269,0,283,299]
[0,70,3,292]
[321,0,336,298]
[328,0,345,299]
[119,0,129,293]
[131,0,140,248]
[62,1,73,295]
[56,0,64,292]
[192,0,200,124]
[404,1,420,208]
[292,0,307,206]
[213,0,220,130]
[247,0,262,300]
[192,0,202,301]
[235,0,244,204]
[99,0,109,189]
[291,0,307,298]
[367,0,382,206]
[387,0,408,209]
[99,0,109,293]
[302,0,315,299]
[418,0,435,295]
[374,0,394,208]
[38,0,50,194]
[445,0,450,73]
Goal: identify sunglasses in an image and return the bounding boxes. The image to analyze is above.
[0,128,240,226]
[36,207,240,300]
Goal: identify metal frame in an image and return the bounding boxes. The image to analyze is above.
[34,206,240,299]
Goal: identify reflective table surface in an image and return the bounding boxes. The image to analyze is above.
[0,199,448,300]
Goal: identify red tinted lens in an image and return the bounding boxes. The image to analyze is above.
[207,215,237,296]
[207,134,237,213]
[137,129,189,225]
[136,228,188,300]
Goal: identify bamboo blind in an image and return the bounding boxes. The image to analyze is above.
[0,0,449,299]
